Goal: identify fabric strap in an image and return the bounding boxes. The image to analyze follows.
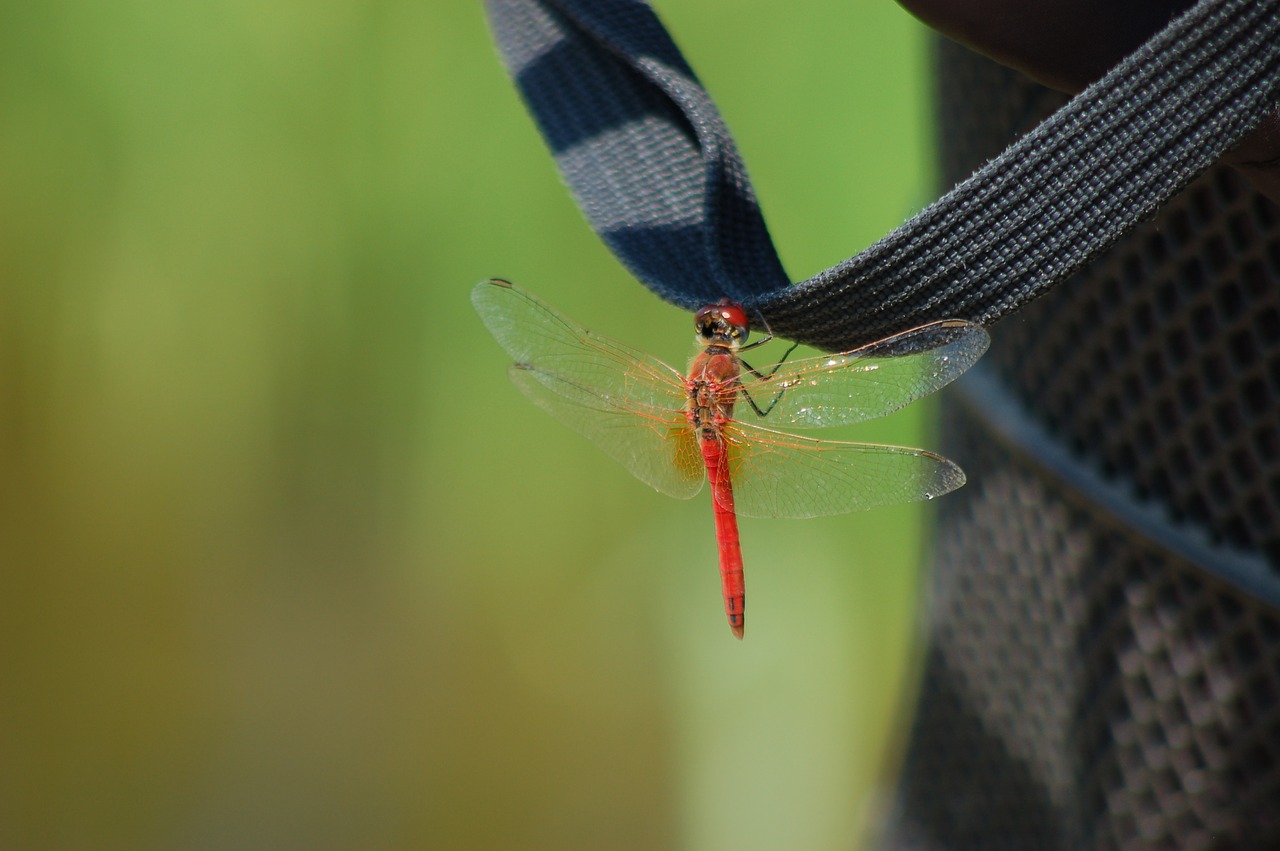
[485,0,1280,351]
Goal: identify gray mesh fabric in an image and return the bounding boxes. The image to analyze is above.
[882,41,1280,851]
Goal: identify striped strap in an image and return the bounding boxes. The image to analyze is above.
[486,0,1280,349]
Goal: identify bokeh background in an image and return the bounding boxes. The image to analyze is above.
[0,2,943,848]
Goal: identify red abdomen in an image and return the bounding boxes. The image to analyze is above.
[702,436,745,638]
[686,348,746,639]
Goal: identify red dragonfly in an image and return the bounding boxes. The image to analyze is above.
[472,279,989,639]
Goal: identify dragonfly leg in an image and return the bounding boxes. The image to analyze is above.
[737,307,784,354]
[739,341,800,380]
[737,339,800,417]
[739,383,782,417]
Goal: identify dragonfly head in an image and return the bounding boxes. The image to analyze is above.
[695,299,750,349]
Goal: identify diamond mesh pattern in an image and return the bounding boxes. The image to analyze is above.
[994,169,1280,563]
[885,407,1280,850]
[882,40,1280,850]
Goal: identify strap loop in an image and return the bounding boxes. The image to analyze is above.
[487,0,1280,350]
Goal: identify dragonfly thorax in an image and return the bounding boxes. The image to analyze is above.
[685,348,741,444]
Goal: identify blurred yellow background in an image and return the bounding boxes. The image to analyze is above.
[0,1,940,848]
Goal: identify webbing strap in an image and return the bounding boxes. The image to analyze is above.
[486,0,1280,350]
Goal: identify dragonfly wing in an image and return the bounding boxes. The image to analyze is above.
[509,364,704,499]
[472,280,702,499]
[472,279,689,412]
[723,421,965,519]
[739,319,990,428]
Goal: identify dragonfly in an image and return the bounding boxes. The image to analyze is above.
[472,279,989,639]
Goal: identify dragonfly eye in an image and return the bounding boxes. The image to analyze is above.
[718,301,750,333]
[695,299,751,345]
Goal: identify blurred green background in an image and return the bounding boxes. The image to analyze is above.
[0,2,941,848]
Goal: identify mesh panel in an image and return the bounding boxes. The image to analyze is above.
[885,408,1280,850]
[883,39,1280,850]
[994,170,1280,563]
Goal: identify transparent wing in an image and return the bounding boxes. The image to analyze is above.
[472,279,689,412]
[739,319,990,428]
[473,280,703,499]
[723,421,966,519]
[508,366,703,498]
